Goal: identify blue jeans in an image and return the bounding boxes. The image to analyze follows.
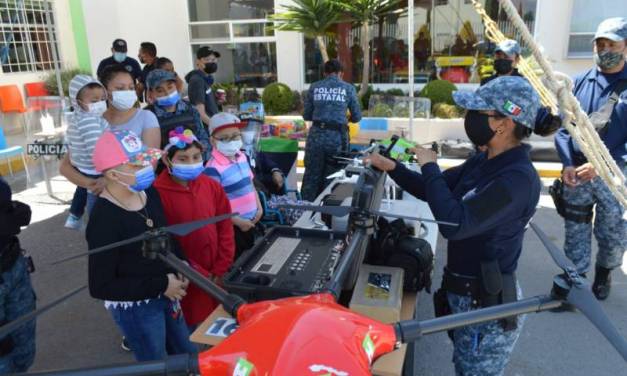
[69,172,101,218]
[0,256,36,374]
[108,297,196,362]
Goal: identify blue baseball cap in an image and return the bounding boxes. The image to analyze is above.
[594,17,627,42]
[452,76,541,129]
[146,69,176,90]
[495,39,521,57]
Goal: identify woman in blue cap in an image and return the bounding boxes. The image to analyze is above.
[368,76,556,375]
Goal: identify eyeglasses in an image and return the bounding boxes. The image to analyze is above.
[213,134,241,142]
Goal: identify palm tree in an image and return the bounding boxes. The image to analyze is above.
[333,0,405,98]
[270,0,342,63]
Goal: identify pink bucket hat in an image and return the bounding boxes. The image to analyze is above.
[93,129,162,172]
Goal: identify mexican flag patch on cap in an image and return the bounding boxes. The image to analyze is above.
[503,100,522,116]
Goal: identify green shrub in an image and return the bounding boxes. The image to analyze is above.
[418,79,458,106]
[432,103,464,119]
[44,68,91,96]
[385,88,406,97]
[262,82,295,115]
[358,84,375,110]
[369,103,393,118]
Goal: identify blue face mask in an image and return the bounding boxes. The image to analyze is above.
[116,166,155,192]
[113,52,127,63]
[156,91,180,107]
[170,161,204,181]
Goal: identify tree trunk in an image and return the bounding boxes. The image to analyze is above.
[316,35,330,63]
[358,23,370,98]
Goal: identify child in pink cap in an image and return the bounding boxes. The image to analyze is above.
[86,129,196,361]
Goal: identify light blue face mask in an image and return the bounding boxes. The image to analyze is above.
[116,166,155,192]
[156,91,181,108]
[113,52,127,63]
[170,161,204,181]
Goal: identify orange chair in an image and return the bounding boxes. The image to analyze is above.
[24,82,50,111]
[0,85,27,114]
[24,82,49,98]
[0,85,27,133]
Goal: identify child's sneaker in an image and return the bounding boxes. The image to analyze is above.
[64,214,82,230]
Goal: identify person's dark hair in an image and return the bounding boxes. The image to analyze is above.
[154,57,173,69]
[157,138,203,174]
[513,121,532,140]
[77,82,104,100]
[324,59,343,74]
[100,64,134,88]
[140,42,157,57]
[166,139,204,160]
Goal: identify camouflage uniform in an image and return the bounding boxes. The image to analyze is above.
[0,254,36,373]
[554,18,627,276]
[448,286,524,376]
[562,165,627,273]
[301,75,362,201]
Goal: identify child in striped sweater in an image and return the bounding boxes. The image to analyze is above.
[204,113,263,259]
[59,75,108,229]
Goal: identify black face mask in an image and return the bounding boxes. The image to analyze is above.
[464,111,496,146]
[203,62,217,74]
[493,58,513,75]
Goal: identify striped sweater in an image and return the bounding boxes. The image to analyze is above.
[204,149,258,220]
[67,75,106,175]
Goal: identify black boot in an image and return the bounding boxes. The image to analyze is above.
[592,264,612,300]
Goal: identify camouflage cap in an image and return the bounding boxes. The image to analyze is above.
[146,69,176,90]
[594,17,627,42]
[495,39,521,57]
[453,76,541,129]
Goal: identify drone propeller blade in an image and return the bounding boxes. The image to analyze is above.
[0,286,86,339]
[164,213,238,236]
[531,223,627,360]
[370,210,459,227]
[51,233,149,265]
[566,283,627,361]
[529,223,577,272]
[52,214,237,265]
[278,204,354,217]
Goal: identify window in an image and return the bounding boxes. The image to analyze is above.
[568,0,627,58]
[0,0,61,73]
[191,43,277,87]
[187,0,276,87]
[304,0,537,85]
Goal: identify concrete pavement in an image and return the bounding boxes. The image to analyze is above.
[4,165,626,375]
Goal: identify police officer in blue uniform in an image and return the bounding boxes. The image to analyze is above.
[554,17,627,300]
[0,177,35,373]
[368,76,554,375]
[301,59,362,201]
[96,39,142,82]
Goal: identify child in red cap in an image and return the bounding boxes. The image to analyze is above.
[86,129,196,361]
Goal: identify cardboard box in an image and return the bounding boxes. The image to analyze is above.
[349,264,404,324]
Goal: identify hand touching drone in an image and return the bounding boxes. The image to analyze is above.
[406,146,438,166]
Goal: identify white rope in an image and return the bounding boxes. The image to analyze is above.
[497,0,627,208]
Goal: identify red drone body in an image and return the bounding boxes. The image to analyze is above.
[198,293,398,376]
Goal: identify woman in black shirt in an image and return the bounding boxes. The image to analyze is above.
[86,129,195,361]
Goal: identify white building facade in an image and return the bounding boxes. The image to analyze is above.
[0,0,625,97]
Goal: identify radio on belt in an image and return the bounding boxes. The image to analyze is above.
[223,226,348,302]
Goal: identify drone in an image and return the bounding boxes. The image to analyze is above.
[3,139,627,375]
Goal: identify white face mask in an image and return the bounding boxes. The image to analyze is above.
[217,140,243,157]
[86,100,107,116]
[111,90,137,111]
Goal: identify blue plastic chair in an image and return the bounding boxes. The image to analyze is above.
[0,126,30,182]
